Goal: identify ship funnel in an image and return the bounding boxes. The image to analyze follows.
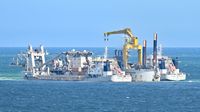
[142,40,147,68]
[153,33,158,67]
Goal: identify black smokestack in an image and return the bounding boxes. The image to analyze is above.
[142,40,147,68]
[153,33,157,67]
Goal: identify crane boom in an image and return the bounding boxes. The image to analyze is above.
[104,28,139,47]
[104,28,133,38]
[104,28,142,70]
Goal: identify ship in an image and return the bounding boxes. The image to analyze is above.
[10,51,27,67]
[104,28,186,82]
[11,27,186,82]
[146,45,186,81]
[19,44,125,82]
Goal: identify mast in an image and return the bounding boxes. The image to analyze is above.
[104,38,109,60]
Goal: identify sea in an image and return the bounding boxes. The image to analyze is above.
[0,47,200,112]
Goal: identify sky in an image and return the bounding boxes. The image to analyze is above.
[0,0,199,47]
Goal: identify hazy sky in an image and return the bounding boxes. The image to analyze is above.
[0,0,199,47]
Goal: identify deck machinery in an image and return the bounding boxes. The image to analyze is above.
[104,28,160,82]
[23,46,94,80]
[104,28,142,70]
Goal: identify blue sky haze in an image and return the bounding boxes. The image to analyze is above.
[0,0,199,47]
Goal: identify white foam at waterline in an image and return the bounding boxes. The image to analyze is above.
[0,77,22,80]
[185,80,200,83]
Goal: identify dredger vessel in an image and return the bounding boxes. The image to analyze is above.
[11,27,186,82]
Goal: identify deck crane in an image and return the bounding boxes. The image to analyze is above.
[104,28,142,70]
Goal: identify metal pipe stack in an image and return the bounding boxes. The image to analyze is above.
[142,40,147,68]
[153,33,158,67]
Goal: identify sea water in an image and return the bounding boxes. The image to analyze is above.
[0,47,200,112]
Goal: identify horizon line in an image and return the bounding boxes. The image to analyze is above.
[0,46,200,48]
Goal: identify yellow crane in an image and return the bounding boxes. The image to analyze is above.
[104,28,142,70]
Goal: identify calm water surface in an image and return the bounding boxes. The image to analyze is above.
[0,47,200,112]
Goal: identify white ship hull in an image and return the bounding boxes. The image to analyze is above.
[160,69,186,81]
[111,75,132,82]
[130,69,160,82]
[161,73,186,81]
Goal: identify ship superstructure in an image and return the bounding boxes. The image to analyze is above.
[23,45,92,80]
